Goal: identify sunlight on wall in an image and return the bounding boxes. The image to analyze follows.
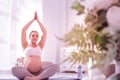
[0,0,12,70]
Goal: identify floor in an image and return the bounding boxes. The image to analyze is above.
[0,72,77,80]
[0,73,17,80]
[0,71,112,80]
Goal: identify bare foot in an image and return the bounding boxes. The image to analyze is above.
[24,76,32,80]
[31,76,40,80]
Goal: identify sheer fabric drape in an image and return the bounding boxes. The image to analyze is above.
[0,0,42,71]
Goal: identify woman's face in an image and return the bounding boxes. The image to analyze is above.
[29,31,39,43]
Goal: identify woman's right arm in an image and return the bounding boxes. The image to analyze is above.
[21,19,34,50]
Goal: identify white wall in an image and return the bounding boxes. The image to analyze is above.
[42,0,67,63]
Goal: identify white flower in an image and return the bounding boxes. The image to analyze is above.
[106,6,120,31]
[82,0,118,12]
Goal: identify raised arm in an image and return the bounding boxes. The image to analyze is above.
[21,18,35,50]
[35,12,47,49]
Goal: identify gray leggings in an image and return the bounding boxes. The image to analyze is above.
[11,62,58,80]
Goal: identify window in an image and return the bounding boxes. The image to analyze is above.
[0,0,43,70]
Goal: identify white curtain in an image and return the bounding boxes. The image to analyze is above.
[0,0,42,70]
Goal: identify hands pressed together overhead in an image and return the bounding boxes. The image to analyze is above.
[34,11,39,22]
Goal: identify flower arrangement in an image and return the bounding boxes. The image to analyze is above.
[59,0,120,75]
[15,57,25,66]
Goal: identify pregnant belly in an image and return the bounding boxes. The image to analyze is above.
[24,56,42,73]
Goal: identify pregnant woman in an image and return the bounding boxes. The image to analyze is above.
[11,12,58,80]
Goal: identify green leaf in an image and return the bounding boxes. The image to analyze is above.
[71,2,85,15]
[95,35,104,45]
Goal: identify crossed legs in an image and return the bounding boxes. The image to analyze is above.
[12,66,34,80]
[11,62,58,80]
[38,63,58,79]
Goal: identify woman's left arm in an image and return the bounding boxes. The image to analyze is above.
[35,12,47,49]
